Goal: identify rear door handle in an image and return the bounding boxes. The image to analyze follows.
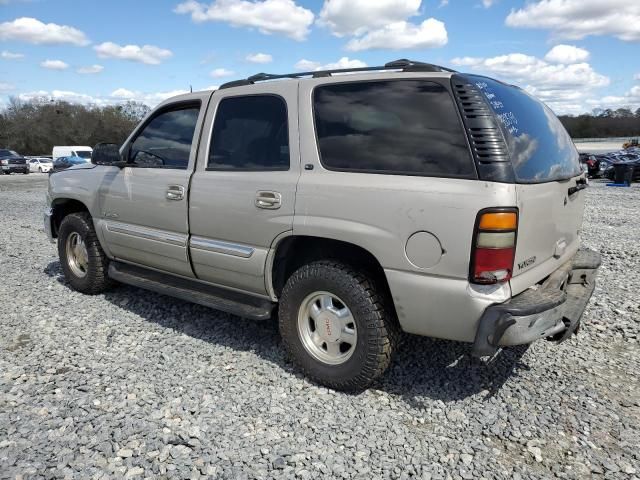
[166,185,185,201]
[255,191,282,209]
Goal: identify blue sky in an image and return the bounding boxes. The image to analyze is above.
[1,0,639,114]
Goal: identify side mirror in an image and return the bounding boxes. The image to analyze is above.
[92,143,127,167]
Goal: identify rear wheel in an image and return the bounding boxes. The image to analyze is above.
[279,260,398,391]
[58,212,113,294]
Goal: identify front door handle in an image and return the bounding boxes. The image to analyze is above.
[166,185,185,201]
[255,191,282,209]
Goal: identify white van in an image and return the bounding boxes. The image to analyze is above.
[52,146,93,161]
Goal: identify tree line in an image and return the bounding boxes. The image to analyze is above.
[558,108,640,139]
[0,97,150,156]
[1,97,639,156]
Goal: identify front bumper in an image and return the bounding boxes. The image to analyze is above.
[472,248,601,357]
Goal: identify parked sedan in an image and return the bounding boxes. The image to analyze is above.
[28,157,54,173]
[51,155,90,173]
[0,149,29,175]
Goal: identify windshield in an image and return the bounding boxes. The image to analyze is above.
[75,150,92,159]
[0,149,20,157]
[69,156,88,165]
[468,75,581,183]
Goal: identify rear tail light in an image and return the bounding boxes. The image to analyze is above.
[470,209,518,284]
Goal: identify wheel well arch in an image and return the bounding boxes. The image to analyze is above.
[50,198,89,237]
[270,235,395,305]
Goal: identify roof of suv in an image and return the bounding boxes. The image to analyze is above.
[159,59,459,106]
[217,58,456,90]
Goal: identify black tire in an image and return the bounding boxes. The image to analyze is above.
[23,170,29,175]
[279,260,399,391]
[58,212,113,294]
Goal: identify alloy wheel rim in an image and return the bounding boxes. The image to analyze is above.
[66,232,89,278]
[297,291,358,365]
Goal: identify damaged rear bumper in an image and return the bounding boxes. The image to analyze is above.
[471,248,601,357]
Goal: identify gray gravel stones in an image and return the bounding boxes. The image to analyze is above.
[1,175,639,479]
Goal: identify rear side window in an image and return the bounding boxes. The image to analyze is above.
[129,105,200,169]
[470,75,581,183]
[313,80,474,177]
[208,95,289,171]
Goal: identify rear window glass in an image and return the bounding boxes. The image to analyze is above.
[470,75,581,183]
[313,80,474,178]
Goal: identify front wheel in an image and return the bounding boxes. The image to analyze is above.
[279,261,398,391]
[58,212,113,294]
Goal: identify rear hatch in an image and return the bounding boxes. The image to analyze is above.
[472,76,585,295]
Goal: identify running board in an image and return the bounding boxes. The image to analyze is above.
[108,261,275,320]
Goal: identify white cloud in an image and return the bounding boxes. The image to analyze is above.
[452,52,610,114]
[294,57,366,71]
[40,59,69,70]
[1,50,25,60]
[246,52,273,63]
[13,88,192,107]
[175,0,314,41]
[0,82,15,93]
[482,0,497,7]
[544,44,590,64]
[18,90,108,105]
[506,0,640,42]
[210,68,234,78]
[112,89,190,106]
[586,85,640,111]
[0,17,89,46]
[94,42,173,65]
[318,0,420,37]
[346,19,448,51]
[77,64,104,74]
[634,73,640,81]
[111,88,136,99]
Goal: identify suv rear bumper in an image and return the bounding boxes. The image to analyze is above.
[2,165,29,173]
[471,248,601,357]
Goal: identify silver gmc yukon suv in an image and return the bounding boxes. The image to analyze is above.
[45,59,601,391]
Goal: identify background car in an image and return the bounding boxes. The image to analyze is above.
[0,149,29,175]
[51,155,90,173]
[52,146,93,161]
[28,157,53,173]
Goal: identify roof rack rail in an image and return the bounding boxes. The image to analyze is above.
[219,59,457,89]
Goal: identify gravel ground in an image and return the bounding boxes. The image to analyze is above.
[1,174,639,480]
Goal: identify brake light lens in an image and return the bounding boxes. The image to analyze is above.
[471,209,518,284]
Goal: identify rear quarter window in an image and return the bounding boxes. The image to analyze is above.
[313,80,475,178]
[470,76,581,183]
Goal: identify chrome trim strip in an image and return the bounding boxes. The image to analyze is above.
[190,236,254,258]
[105,221,187,247]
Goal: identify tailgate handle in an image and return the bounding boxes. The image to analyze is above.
[568,178,588,196]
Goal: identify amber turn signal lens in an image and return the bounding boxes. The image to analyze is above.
[478,212,517,231]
